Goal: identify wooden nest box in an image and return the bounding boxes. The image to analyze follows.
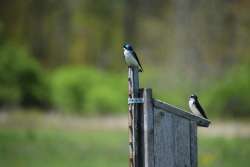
[142,89,210,167]
[127,67,211,167]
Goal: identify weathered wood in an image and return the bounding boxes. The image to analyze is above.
[125,69,210,167]
[138,89,144,167]
[173,114,191,167]
[153,99,210,127]
[154,110,174,167]
[154,109,191,167]
[190,121,197,167]
[142,88,154,167]
[128,67,140,167]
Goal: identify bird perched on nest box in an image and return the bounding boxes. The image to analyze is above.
[123,43,143,72]
[189,94,208,119]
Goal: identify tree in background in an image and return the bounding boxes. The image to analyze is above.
[0,0,249,116]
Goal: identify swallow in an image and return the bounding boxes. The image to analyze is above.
[123,43,143,72]
[189,94,208,119]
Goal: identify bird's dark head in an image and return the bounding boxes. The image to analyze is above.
[123,43,133,51]
[190,94,198,100]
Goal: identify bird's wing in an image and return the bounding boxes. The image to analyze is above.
[194,100,208,119]
[132,50,143,72]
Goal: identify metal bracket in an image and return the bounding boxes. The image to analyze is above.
[128,98,144,104]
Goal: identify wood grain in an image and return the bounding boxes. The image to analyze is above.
[190,121,197,167]
[128,67,140,167]
[142,88,154,167]
[154,109,191,167]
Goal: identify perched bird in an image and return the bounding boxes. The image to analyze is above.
[123,43,143,72]
[189,94,208,119]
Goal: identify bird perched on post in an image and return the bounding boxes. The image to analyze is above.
[189,94,208,119]
[123,43,143,72]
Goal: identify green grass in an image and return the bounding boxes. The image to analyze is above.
[0,129,249,167]
[199,137,250,167]
[0,129,128,167]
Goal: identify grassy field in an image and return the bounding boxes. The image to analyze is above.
[0,128,249,167]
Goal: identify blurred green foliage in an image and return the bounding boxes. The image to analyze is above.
[50,67,127,114]
[205,64,250,118]
[0,46,249,117]
[0,44,49,107]
[0,0,249,118]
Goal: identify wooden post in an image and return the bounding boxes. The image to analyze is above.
[128,67,140,167]
[142,88,154,167]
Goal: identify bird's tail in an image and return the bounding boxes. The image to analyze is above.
[138,64,143,72]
